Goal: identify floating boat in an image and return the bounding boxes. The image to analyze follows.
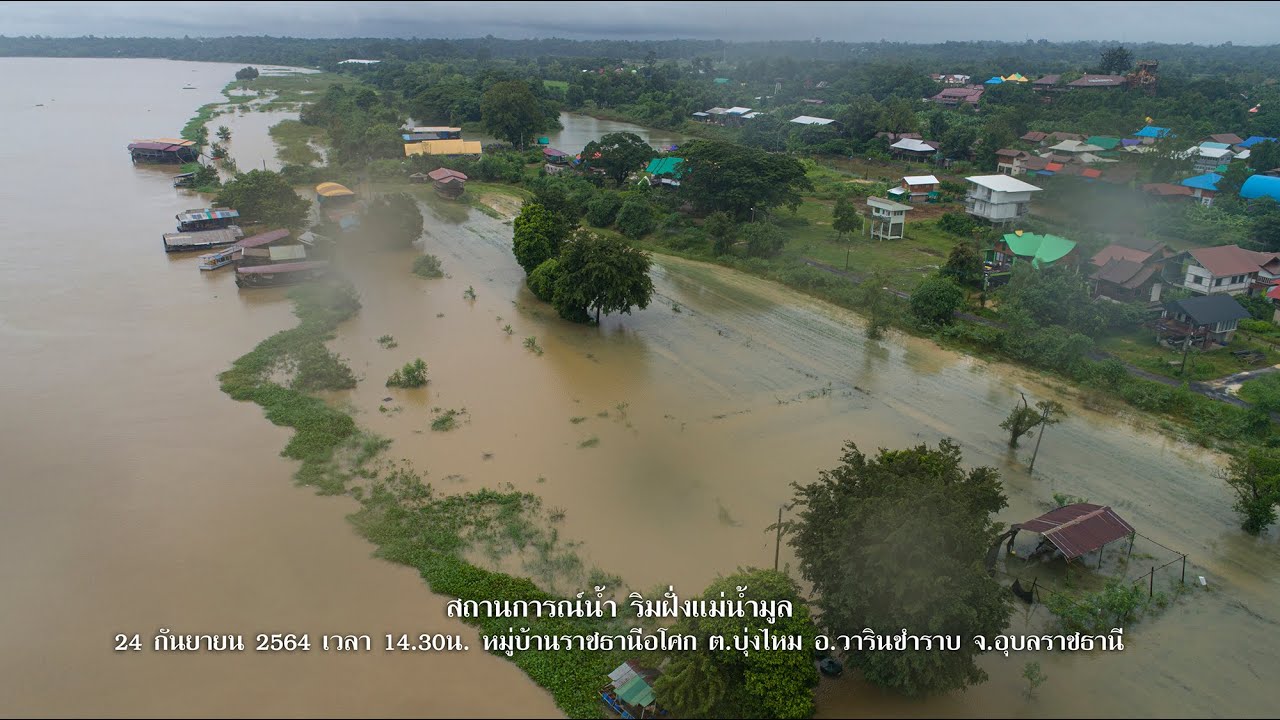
[197,246,243,270]
[128,138,199,164]
[235,260,329,288]
[182,84,197,90]
[176,207,240,232]
[172,171,197,188]
[163,226,244,253]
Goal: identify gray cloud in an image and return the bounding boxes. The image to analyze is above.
[1,0,1276,44]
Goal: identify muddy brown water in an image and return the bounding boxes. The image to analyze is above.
[1,58,1276,717]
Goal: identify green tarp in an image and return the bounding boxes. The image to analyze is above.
[1002,232,1077,269]
[616,676,656,708]
[645,157,685,177]
[1085,135,1121,150]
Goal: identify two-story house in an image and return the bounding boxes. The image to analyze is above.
[1164,245,1280,295]
[964,175,1042,224]
[1179,172,1222,206]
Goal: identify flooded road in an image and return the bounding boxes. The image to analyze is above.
[467,111,689,154]
[330,192,1279,717]
[0,57,559,717]
[1,56,1276,718]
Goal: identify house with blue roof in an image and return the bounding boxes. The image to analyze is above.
[984,76,1004,85]
[1239,136,1278,148]
[1241,175,1280,203]
[1180,173,1222,206]
[1134,125,1172,139]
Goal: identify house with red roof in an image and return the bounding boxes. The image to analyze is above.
[1164,244,1280,296]
[1090,241,1172,302]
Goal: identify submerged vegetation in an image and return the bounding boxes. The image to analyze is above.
[385,358,429,388]
[412,253,444,278]
[218,280,628,717]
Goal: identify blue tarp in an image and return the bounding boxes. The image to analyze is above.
[1241,175,1280,201]
[1180,172,1222,192]
[984,76,1004,84]
[1134,125,1172,138]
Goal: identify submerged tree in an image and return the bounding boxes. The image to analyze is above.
[235,66,259,81]
[999,394,1065,449]
[214,169,309,229]
[856,271,894,340]
[216,125,232,142]
[512,202,568,274]
[361,193,424,248]
[552,231,654,324]
[786,439,1011,697]
[653,569,819,719]
[1219,446,1280,535]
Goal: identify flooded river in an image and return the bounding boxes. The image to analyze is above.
[1,58,1276,717]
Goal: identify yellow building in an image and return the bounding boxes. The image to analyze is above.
[403,139,484,156]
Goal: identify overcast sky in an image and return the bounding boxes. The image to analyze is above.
[2,1,1278,44]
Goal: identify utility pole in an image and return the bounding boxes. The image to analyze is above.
[1180,329,1194,376]
[773,506,783,572]
[1028,403,1050,474]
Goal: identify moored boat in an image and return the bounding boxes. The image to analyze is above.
[176,207,240,232]
[163,226,244,253]
[197,245,243,270]
[235,260,329,288]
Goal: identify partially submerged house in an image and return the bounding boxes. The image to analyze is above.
[867,197,910,240]
[427,168,469,199]
[1160,295,1251,345]
[128,138,199,164]
[600,661,663,720]
[964,175,1042,224]
[1010,503,1136,565]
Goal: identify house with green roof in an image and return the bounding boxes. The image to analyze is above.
[984,230,1078,287]
[644,157,685,188]
[1086,136,1122,151]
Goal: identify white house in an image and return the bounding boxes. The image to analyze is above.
[964,175,1042,224]
[1164,245,1280,295]
[867,197,910,240]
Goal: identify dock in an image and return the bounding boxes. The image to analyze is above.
[163,226,244,253]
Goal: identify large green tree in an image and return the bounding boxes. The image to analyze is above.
[582,132,654,186]
[512,202,567,274]
[552,231,654,323]
[214,169,310,229]
[677,139,813,220]
[910,274,965,325]
[1099,45,1135,75]
[653,569,819,719]
[480,80,555,149]
[1220,447,1280,535]
[786,440,1012,697]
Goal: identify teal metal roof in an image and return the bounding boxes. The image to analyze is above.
[1002,231,1077,269]
[645,157,685,177]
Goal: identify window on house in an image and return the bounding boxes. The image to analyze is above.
[1215,278,1225,286]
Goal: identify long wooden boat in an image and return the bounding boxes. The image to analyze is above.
[162,226,244,253]
[197,245,243,270]
[235,260,329,288]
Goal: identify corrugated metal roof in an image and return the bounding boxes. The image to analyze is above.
[1134,125,1171,138]
[177,208,239,222]
[1166,295,1251,326]
[315,182,354,197]
[1014,504,1135,560]
[1001,231,1076,268]
[790,115,835,125]
[967,174,1042,193]
[237,260,329,274]
[236,229,291,249]
[427,168,468,182]
[1186,244,1272,276]
[1180,173,1222,192]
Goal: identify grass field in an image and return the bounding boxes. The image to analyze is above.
[268,119,325,165]
[1098,330,1280,382]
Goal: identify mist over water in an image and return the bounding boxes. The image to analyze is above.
[0,57,1276,717]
